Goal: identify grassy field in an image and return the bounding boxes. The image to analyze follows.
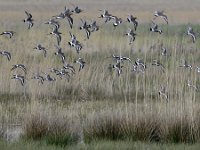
[0,0,200,149]
[2,140,200,150]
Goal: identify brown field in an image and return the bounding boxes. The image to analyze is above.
[0,0,200,148]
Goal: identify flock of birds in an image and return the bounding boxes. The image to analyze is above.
[0,4,198,101]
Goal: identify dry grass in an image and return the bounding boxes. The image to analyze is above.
[0,0,200,146]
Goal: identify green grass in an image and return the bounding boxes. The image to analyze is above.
[1,140,200,150]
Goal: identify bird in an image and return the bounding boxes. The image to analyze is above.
[74,58,85,71]
[187,79,197,90]
[135,58,146,69]
[63,62,75,74]
[11,64,27,74]
[112,62,123,76]
[49,67,60,74]
[48,26,62,45]
[187,26,196,43]
[33,44,47,57]
[127,15,138,31]
[54,45,65,63]
[31,73,45,84]
[70,3,83,14]
[161,47,168,56]
[45,19,60,30]
[56,69,70,79]
[111,16,123,29]
[179,60,192,69]
[42,72,56,82]
[79,19,91,39]
[68,32,82,54]
[150,21,162,34]
[11,74,25,86]
[152,60,165,72]
[112,54,131,63]
[0,51,11,61]
[196,67,200,73]
[89,20,99,32]
[53,12,65,19]
[0,31,15,38]
[153,10,168,24]
[158,86,168,101]
[61,8,74,29]
[99,9,113,23]
[23,11,34,29]
[124,28,137,44]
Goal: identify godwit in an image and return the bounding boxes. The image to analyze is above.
[0,51,11,61]
[150,21,162,34]
[111,16,123,29]
[187,79,197,90]
[89,20,99,32]
[48,26,62,45]
[74,58,85,71]
[135,58,146,69]
[113,62,123,76]
[152,59,165,72]
[33,44,47,57]
[23,11,34,29]
[11,74,25,86]
[127,15,138,31]
[179,60,192,69]
[80,19,90,39]
[0,31,15,38]
[31,73,45,84]
[153,10,168,24]
[99,9,113,23]
[158,86,168,101]
[11,64,27,74]
[124,28,137,44]
[63,62,75,74]
[45,19,60,29]
[54,45,65,63]
[187,26,196,43]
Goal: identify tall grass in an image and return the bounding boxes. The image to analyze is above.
[0,1,200,147]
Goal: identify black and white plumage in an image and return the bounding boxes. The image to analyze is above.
[0,51,11,61]
[0,31,15,38]
[63,62,75,74]
[74,58,85,71]
[150,21,162,34]
[113,62,123,76]
[45,19,60,30]
[111,16,123,29]
[179,60,192,69]
[23,11,34,29]
[187,79,197,90]
[48,26,62,45]
[152,60,165,72]
[99,9,113,23]
[124,28,137,44]
[80,19,91,39]
[127,15,138,31]
[158,86,168,101]
[68,32,82,54]
[31,73,45,84]
[89,21,99,32]
[33,44,47,57]
[54,45,65,63]
[11,64,27,74]
[112,54,131,63]
[187,26,196,43]
[153,10,168,24]
[11,74,25,86]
